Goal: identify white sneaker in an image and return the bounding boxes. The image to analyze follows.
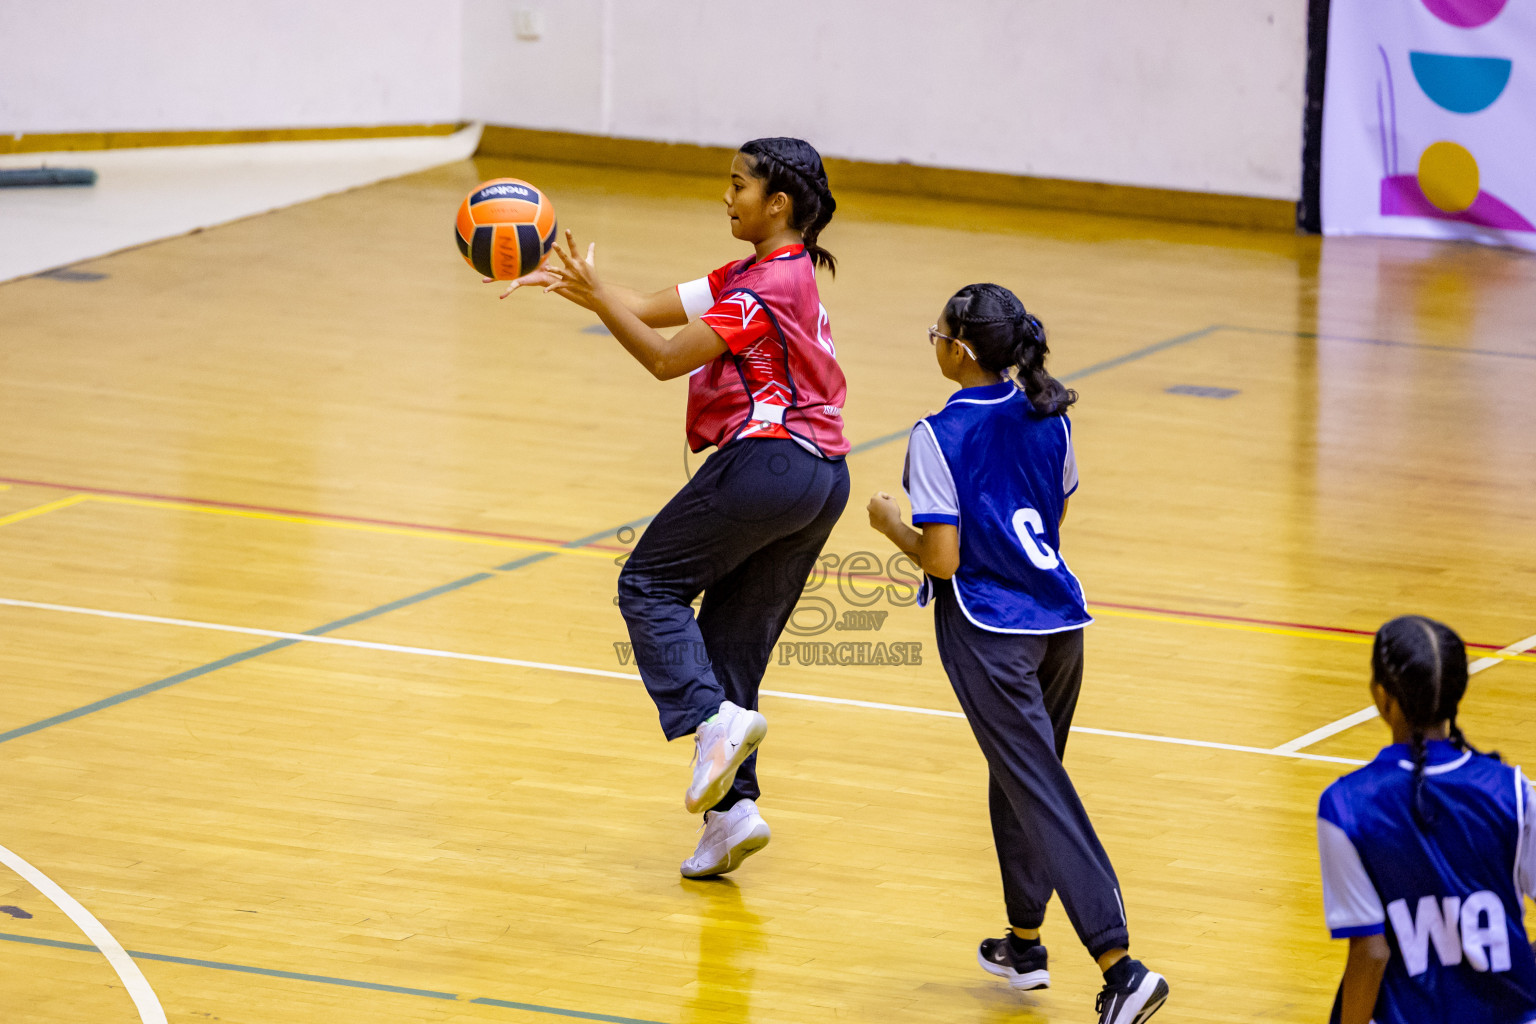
[1096,959,1169,1024]
[684,700,767,814]
[680,799,771,878]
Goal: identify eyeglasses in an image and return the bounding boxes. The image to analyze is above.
[928,325,978,362]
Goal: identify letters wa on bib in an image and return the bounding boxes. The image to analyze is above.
[1318,744,1536,1023]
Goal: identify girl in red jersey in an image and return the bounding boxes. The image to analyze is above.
[502,138,849,878]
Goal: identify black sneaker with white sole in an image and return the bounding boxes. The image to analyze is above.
[1096,957,1168,1024]
[976,935,1050,990]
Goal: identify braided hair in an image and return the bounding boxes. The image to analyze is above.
[1371,615,1493,829]
[739,137,837,275]
[940,283,1077,417]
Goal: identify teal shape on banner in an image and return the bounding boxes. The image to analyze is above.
[1409,52,1513,113]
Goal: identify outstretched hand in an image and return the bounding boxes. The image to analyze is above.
[543,229,602,309]
[485,258,556,298]
[483,228,596,299]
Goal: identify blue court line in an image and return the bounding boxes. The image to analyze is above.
[469,997,668,1022]
[24,314,1487,740]
[1055,324,1224,384]
[844,318,1536,460]
[845,323,1223,455]
[1221,324,1536,362]
[842,428,915,457]
[0,515,653,747]
[0,932,668,1023]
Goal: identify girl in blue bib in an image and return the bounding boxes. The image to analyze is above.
[1319,615,1536,1024]
[868,283,1167,1024]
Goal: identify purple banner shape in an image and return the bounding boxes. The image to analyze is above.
[1421,0,1510,28]
[1380,175,1536,231]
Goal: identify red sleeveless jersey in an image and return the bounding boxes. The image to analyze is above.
[676,244,849,458]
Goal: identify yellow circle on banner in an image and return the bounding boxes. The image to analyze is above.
[1417,141,1480,213]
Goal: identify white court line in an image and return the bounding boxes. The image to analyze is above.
[761,688,965,719]
[1271,707,1384,756]
[1075,726,1364,765]
[0,597,642,681]
[0,842,167,1024]
[1470,629,1536,672]
[1272,630,1536,755]
[761,689,1367,765]
[1,596,1364,766]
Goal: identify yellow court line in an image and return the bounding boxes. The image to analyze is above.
[1091,605,1373,645]
[0,494,90,528]
[83,495,616,559]
[1089,606,1536,665]
[5,493,1531,666]
[0,490,616,559]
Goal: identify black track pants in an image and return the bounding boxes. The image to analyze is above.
[932,577,1130,960]
[617,438,849,811]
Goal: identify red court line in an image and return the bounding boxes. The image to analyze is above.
[839,573,1510,654]
[0,475,630,552]
[1090,600,1368,637]
[4,473,1514,655]
[1087,600,1518,652]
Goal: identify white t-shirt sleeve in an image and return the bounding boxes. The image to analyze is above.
[1318,816,1386,937]
[1062,421,1080,498]
[677,277,716,321]
[904,421,959,526]
[1517,770,1536,901]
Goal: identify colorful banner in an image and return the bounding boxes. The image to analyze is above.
[1321,0,1536,251]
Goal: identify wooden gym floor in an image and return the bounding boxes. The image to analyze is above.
[1,154,1533,1024]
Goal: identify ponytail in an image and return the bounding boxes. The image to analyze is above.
[940,283,1078,417]
[1009,309,1076,417]
[1370,614,1486,831]
[1409,728,1432,827]
[739,137,837,275]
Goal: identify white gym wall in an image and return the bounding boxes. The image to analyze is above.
[3,1,1308,200]
[0,1,463,133]
[462,1,1309,200]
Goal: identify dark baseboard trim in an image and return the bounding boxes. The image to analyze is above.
[0,123,467,156]
[477,124,1298,232]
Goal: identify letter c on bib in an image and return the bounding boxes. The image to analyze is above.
[1011,507,1060,570]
